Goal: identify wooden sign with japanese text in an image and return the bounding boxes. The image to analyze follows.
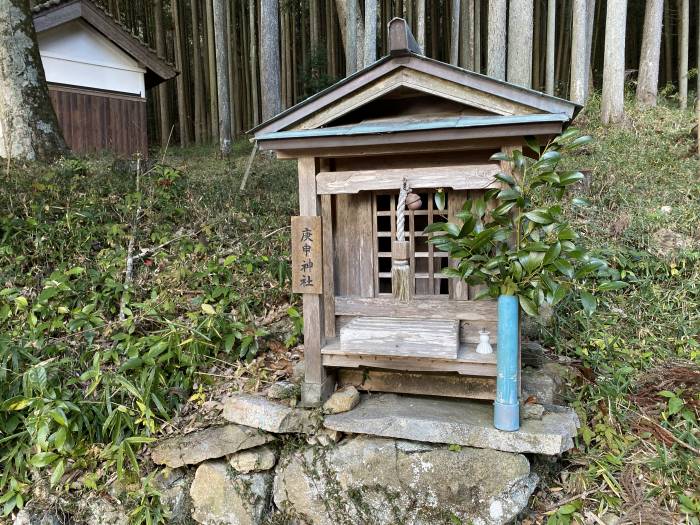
[291,216,322,294]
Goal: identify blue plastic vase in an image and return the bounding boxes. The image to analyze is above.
[494,295,520,431]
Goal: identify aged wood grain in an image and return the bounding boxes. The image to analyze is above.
[321,194,336,338]
[274,137,527,159]
[335,296,498,321]
[337,369,497,400]
[333,193,374,297]
[339,317,460,358]
[261,121,563,154]
[297,157,327,394]
[322,340,497,376]
[291,216,323,294]
[49,85,147,157]
[316,164,500,194]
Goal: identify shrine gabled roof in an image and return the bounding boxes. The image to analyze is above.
[250,22,581,140]
[32,0,177,88]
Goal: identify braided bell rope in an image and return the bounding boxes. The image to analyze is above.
[396,179,409,241]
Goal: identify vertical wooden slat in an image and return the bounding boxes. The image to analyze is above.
[389,191,396,240]
[427,191,434,293]
[298,157,330,404]
[47,86,150,158]
[372,193,379,296]
[321,193,336,339]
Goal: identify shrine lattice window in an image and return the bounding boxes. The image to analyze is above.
[373,190,451,297]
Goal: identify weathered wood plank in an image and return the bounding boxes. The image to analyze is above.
[291,216,323,294]
[297,157,328,402]
[401,69,538,116]
[48,85,147,157]
[274,137,527,159]
[333,194,374,297]
[337,368,497,400]
[335,296,497,321]
[321,194,336,338]
[317,164,500,194]
[322,341,497,377]
[339,317,460,358]
[333,149,494,171]
[261,121,564,153]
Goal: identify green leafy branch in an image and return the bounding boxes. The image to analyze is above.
[425,129,628,316]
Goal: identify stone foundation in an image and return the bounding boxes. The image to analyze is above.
[14,364,578,525]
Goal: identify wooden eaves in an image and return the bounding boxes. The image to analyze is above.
[255,113,570,156]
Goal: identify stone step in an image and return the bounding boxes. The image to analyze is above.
[324,393,580,456]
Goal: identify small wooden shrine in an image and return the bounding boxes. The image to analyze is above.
[252,19,580,407]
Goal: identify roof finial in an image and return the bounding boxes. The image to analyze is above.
[388,18,422,56]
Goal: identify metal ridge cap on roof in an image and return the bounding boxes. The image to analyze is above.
[31,0,72,13]
[257,113,570,141]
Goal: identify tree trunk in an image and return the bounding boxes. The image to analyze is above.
[560,0,572,94]
[347,0,358,74]
[450,0,461,65]
[310,0,320,54]
[213,0,231,154]
[570,0,588,103]
[533,0,541,89]
[474,0,481,71]
[356,1,365,70]
[507,0,533,87]
[460,0,474,69]
[601,0,628,124]
[584,0,596,96]
[171,0,189,146]
[229,1,241,137]
[0,0,67,161]
[249,0,260,125]
[365,0,377,67]
[190,0,205,143]
[260,0,282,120]
[310,0,320,79]
[327,1,336,77]
[678,0,688,109]
[487,0,506,80]
[154,0,171,148]
[241,0,251,130]
[430,0,438,58]
[636,0,664,106]
[336,0,362,74]
[206,0,219,142]
[662,0,673,85]
[416,0,426,53]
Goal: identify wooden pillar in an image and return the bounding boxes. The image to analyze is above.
[298,156,335,406]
